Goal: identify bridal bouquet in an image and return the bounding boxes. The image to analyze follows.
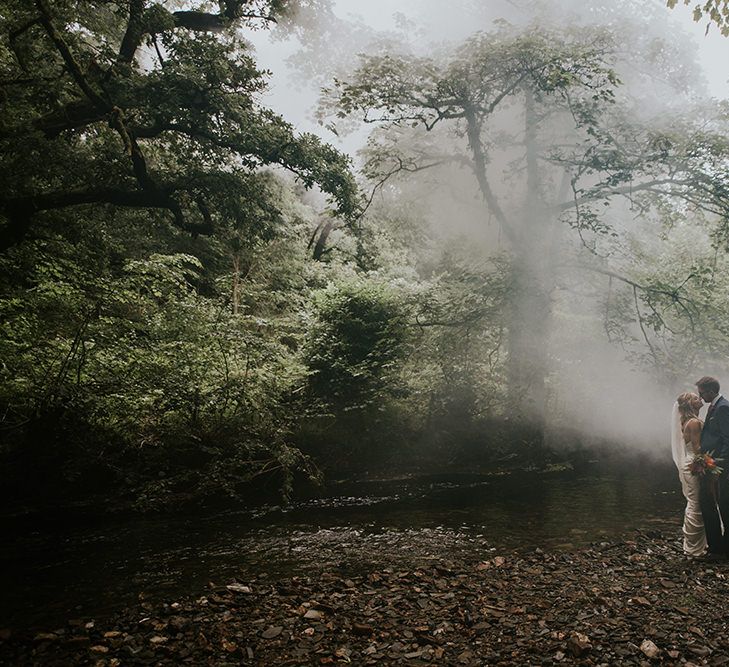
[689,452,724,477]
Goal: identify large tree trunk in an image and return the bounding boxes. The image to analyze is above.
[506,251,553,427]
[465,88,563,440]
[505,87,554,435]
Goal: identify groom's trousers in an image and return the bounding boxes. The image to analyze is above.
[699,473,729,555]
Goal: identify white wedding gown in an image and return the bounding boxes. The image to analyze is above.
[671,403,707,557]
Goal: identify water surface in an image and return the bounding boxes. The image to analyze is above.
[0,461,684,630]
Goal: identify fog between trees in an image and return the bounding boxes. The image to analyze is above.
[1,0,729,511]
[264,0,729,446]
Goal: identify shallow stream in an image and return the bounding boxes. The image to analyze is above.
[0,461,684,630]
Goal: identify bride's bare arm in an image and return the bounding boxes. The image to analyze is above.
[684,419,702,454]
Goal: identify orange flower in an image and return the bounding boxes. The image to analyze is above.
[690,451,724,477]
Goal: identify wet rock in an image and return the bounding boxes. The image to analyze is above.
[312,601,336,614]
[168,615,190,632]
[225,583,252,594]
[261,626,283,639]
[640,639,660,658]
[567,632,591,657]
[351,623,373,636]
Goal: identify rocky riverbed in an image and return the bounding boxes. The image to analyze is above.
[2,529,729,665]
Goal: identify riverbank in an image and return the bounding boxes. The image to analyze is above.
[3,529,728,666]
[0,420,609,519]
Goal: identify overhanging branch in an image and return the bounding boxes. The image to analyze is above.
[552,177,695,212]
[0,185,201,250]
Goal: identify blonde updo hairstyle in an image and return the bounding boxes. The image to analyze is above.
[677,391,701,426]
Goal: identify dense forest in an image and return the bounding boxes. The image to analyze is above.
[2,0,729,514]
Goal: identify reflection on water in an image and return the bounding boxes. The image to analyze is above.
[0,462,683,630]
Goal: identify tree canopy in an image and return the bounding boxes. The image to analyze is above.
[325,23,729,421]
[0,0,359,250]
[3,1,729,512]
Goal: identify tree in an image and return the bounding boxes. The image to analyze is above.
[0,164,345,507]
[0,0,366,508]
[305,279,409,411]
[327,25,729,430]
[0,0,359,250]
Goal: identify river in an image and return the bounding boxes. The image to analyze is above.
[0,460,684,631]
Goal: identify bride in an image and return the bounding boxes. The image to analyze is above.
[671,392,707,557]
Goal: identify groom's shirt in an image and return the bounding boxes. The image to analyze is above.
[701,394,729,461]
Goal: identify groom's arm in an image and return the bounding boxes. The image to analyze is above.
[715,405,729,461]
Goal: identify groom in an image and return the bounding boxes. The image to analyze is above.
[696,376,729,558]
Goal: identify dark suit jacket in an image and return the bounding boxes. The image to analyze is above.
[701,395,729,460]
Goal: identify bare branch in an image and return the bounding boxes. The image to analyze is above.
[357,156,446,223]
[633,285,661,368]
[553,177,696,212]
